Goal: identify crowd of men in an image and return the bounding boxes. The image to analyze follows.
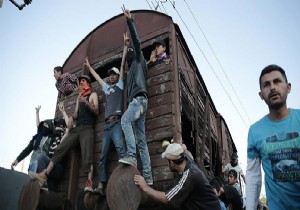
[10,5,299,210]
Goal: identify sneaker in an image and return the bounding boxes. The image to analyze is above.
[93,187,105,196]
[118,156,137,168]
[28,171,47,187]
[84,179,93,193]
[145,177,154,186]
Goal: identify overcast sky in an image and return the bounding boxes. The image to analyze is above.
[1,0,299,197]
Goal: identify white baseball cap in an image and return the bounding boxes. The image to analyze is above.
[108,67,120,75]
[161,143,184,160]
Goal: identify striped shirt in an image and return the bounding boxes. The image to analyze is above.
[48,127,65,158]
[166,156,220,210]
[55,73,78,96]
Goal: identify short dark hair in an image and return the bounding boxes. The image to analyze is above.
[259,64,287,87]
[210,178,222,192]
[228,169,238,179]
[54,66,63,74]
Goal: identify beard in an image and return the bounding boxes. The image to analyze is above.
[168,165,177,172]
[268,100,286,110]
[265,92,287,110]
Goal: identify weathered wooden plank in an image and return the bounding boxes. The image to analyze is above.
[146,115,172,131]
[146,125,173,141]
[147,104,172,119]
[147,62,171,78]
[147,81,172,97]
[147,71,172,88]
[147,92,172,108]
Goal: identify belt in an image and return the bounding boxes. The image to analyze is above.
[105,116,120,124]
[134,92,148,99]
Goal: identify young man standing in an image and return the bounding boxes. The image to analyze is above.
[118,6,153,185]
[83,33,129,195]
[30,75,99,192]
[246,65,300,210]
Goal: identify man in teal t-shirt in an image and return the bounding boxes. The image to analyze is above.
[246,64,300,210]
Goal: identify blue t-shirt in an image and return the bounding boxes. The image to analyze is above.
[248,109,300,210]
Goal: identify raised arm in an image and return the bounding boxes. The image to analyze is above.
[35,105,41,127]
[58,102,72,141]
[120,32,129,79]
[147,50,157,66]
[84,58,105,86]
[122,6,142,61]
[58,102,69,126]
[73,95,80,120]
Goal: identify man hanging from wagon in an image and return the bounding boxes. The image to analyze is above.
[118,6,153,185]
[30,75,99,192]
[83,32,129,195]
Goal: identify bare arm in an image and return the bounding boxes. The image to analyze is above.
[78,92,99,116]
[84,57,105,86]
[73,95,80,120]
[58,102,69,126]
[35,105,41,127]
[147,50,157,66]
[60,118,72,143]
[11,160,18,170]
[241,174,246,184]
[134,175,169,204]
[120,32,129,80]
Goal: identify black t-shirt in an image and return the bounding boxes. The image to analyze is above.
[166,156,221,210]
[222,185,244,210]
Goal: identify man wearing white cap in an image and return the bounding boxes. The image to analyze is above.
[134,143,221,210]
[84,33,129,195]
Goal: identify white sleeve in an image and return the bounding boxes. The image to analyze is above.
[246,157,262,210]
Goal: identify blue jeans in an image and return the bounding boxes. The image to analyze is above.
[28,160,38,173]
[99,120,126,182]
[121,96,152,179]
[31,154,64,191]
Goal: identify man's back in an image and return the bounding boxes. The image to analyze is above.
[166,156,220,210]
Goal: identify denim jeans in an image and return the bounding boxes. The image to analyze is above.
[28,153,53,173]
[28,160,38,173]
[34,154,64,191]
[99,120,126,182]
[121,96,152,180]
